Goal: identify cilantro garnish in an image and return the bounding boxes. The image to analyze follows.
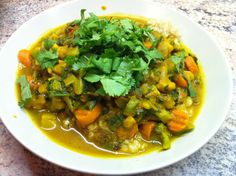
[67,10,163,96]
[43,39,57,50]
[35,49,58,69]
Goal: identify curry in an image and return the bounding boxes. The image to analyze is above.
[16,10,205,157]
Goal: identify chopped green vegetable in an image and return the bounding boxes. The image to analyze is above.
[155,109,171,124]
[123,96,140,116]
[17,75,32,107]
[107,114,124,131]
[48,80,69,97]
[162,132,171,149]
[64,74,83,95]
[87,100,97,110]
[155,123,171,150]
[74,76,83,95]
[187,79,196,97]
[35,49,58,69]
[63,97,74,112]
[170,51,185,73]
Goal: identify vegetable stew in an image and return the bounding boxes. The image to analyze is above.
[16,10,205,157]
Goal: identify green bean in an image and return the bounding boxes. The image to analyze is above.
[155,109,171,124]
[123,96,140,116]
[63,97,74,112]
[155,123,171,150]
[162,132,171,149]
[64,74,83,95]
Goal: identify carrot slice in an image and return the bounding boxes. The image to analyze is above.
[184,56,198,74]
[129,124,138,138]
[140,121,156,140]
[18,49,32,67]
[175,75,187,88]
[117,124,138,140]
[167,109,189,132]
[74,104,102,127]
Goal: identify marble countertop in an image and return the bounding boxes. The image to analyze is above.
[0,0,235,175]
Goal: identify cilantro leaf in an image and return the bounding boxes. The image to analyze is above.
[17,75,32,107]
[92,57,113,74]
[44,39,57,50]
[101,49,119,58]
[71,55,95,71]
[116,57,147,74]
[146,49,163,63]
[171,55,182,72]
[100,77,128,96]
[35,49,58,69]
[170,51,185,73]
[120,19,133,31]
[84,72,101,83]
[112,57,122,71]
[64,56,78,65]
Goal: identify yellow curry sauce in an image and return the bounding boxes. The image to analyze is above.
[16,12,205,158]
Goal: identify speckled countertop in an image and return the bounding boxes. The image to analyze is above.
[0,0,236,175]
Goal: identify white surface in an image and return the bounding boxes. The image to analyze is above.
[0,0,233,174]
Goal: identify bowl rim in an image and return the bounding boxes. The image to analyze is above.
[0,0,233,174]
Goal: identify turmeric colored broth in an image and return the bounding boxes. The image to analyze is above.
[16,13,205,158]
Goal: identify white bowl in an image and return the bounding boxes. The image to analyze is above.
[0,0,233,174]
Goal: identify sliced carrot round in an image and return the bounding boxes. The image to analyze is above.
[184,56,198,74]
[116,124,138,140]
[18,49,32,67]
[74,104,102,127]
[175,75,187,88]
[167,109,189,132]
[140,121,156,140]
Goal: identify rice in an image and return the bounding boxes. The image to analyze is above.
[148,19,180,37]
[87,123,98,138]
[120,133,147,154]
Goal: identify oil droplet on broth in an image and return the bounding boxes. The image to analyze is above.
[101,5,107,11]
